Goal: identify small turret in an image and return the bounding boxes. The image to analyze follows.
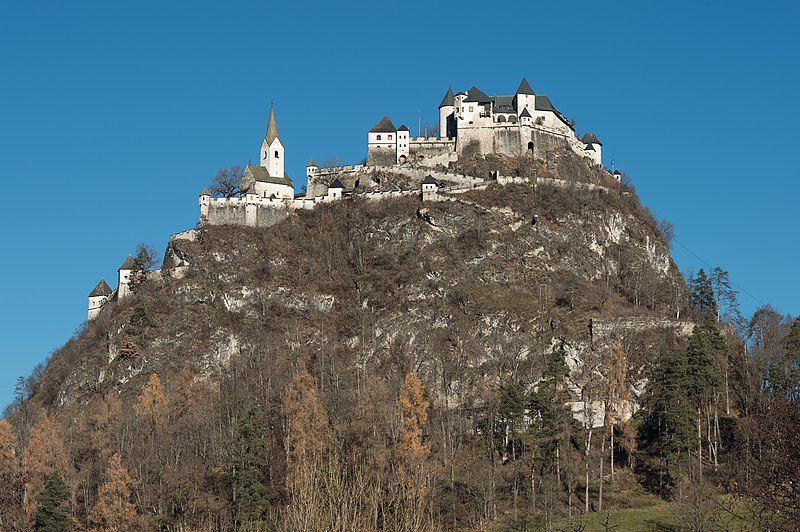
[118,255,136,299]
[306,158,319,181]
[421,174,439,201]
[327,178,344,200]
[88,279,113,320]
[199,188,212,219]
[581,132,602,166]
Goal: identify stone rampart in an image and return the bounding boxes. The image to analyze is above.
[591,317,695,339]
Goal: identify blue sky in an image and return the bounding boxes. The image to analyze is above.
[1,1,798,409]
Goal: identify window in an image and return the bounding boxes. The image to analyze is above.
[388,134,393,140]
[469,106,474,112]
[377,134,381,140]
[274,150,279,158]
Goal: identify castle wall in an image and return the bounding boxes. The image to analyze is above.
[530,128,570,159]
[367,146,397,167]
[204,201,292,228]
[408,138,457,167]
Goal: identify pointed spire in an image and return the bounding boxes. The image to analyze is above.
[516,78,535,96]
[438,87,455,108]
[89,279,112,297]
[265,104,280,145]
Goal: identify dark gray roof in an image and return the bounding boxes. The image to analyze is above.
[464,86,492,104]
[199,187,211,196]
[307,159,317,167]
[370,115,396,133]
[89,279,112,297]
[613,169,622,175]
[264,104,280,145]
[535,95,572,128]
[329,179,344,189]
[535,95,556,111]
[581,132,601,145]
[438,87,455,108]
[585,144,595,151]
[118,256,136,271]
[397,124,410,131]
[492,95,515,113]
[244,163,293,187]
[422,175,438,185]
[519,107,532,118]
[516,78,535,95]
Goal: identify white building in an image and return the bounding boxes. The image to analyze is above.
[117,256,135,299]
[369,78,603,167]
[87,279,113,320]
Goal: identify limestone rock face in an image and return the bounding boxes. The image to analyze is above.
[31,157,688,427]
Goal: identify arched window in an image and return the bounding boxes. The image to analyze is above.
[274,151,279,158]
[527,141,534,152]
[508,115,517,123]
[498,115,506,123]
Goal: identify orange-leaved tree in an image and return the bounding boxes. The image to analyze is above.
[90,453,140,530]
[21,413,70,519]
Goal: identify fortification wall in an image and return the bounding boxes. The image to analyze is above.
[204,202,292,228]
[530,128,571,159]
[367,146,397,167]
[591,317,695,339]
[408,138,456,167]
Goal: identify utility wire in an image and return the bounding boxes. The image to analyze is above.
[672,237,766,307]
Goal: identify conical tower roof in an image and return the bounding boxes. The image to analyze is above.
[438,87,455,108]
[516,78,535,95]
[265,104,280,145]
[89,279,112,297]
[118,256,136,271]
[581,132,601,145]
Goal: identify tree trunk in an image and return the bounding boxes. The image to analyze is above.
[556,444,561,486]
[610,423,615,485]
[599,430,605,512]
[697,408,703,480]
[584,425,592,514]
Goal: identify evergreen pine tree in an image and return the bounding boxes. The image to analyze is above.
[642,348,693,482]
[232,405,270,527]
[690,268,716,319]
[529,346,573,474]
[34,471,71,531]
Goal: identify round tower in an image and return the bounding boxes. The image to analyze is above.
[88,279,112,321]
[438,87,455,139]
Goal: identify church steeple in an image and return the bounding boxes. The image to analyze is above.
[265,104,280,145]
[260,103,285,177]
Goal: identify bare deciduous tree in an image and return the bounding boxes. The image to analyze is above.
[209,166,244,198]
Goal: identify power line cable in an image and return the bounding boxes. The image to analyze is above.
[672,237,766,307]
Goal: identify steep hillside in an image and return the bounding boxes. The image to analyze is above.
[15,157,694,529]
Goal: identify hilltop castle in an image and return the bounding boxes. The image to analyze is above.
[90,78,609,318]
[366,78,601,168]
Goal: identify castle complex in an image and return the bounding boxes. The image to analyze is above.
[366,79,602,168]
[88,78,607,320]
